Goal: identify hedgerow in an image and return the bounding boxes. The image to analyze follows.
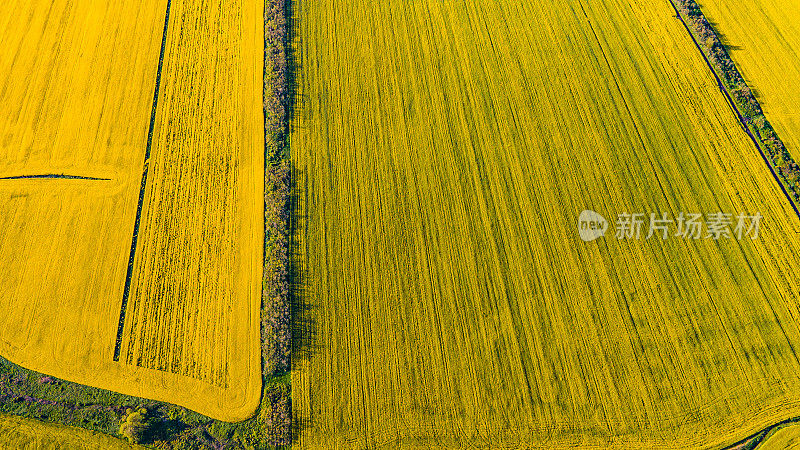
[262,0,292,377]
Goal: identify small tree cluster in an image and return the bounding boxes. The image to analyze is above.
[676,0,744,86]
[265,0,289,161]
[262,384,292,447]
[119,407,151,444]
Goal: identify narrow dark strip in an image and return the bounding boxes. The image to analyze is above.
[668,0,800,219]
[0,174,110,180]
[113,0,173,362]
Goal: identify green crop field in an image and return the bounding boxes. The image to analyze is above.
[291,0,800,447]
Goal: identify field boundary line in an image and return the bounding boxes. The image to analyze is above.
[113,0,174,362]
[668,0,800,220]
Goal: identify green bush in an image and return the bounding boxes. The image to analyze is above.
[119,407,150,444]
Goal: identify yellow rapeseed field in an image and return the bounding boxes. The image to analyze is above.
[700,0,800,160]
[292,0,800,447]
[0,0,262,421]
[0,413,141,450]
[118,0,263,397]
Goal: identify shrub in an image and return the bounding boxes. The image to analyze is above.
[266,384,291,446]
[119,407,150,444]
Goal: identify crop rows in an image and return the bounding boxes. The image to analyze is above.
[760,423,800,450]
[670,0,800,210]
[292,0,800,447]
[120,0,263,396]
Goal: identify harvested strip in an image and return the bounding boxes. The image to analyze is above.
[0,174,111,181]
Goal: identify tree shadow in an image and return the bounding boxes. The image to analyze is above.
[143,418,189,444]
[701,19,765,103]
[285,0,320,444]
[704,19,743,51]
